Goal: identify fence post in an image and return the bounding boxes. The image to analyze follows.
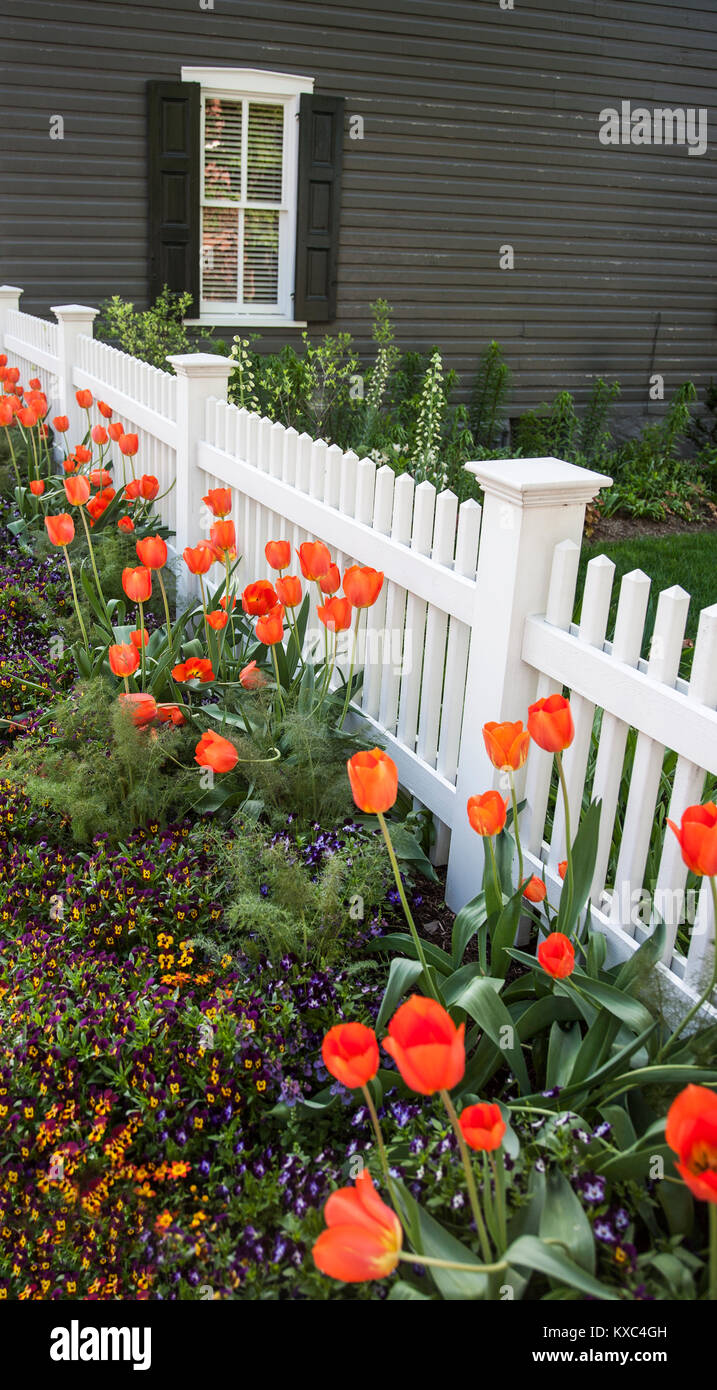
[444,457,611,913]
[0,286,22,350]
[167,353,235,599]
[51,304,99,442]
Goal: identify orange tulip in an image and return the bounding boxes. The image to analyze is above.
[138,475,158,500]
[136,535,167,570]
[52,414,70,433]
[195,729,239,774]
[122,566,152,603]
[343,565,384,609]
[312,1171,402,1283]
[203,487,232,518]
[91,425,109,445]
[383,995,465,1095]
[74,445,92,465]
[265,539,291,570]
[318,596,353,633]
[467,790,508,838]
[297,540,332,581]
[242,579,277,616]
[527,694,574,753]
[98,400,113,419]
[537,932,575,979]
[124,479,141,501]
[87,490,114,521]
[207,609,228,630]
[157,704,186,727]
[239,660,268,690]
[44,514,75,547]
[118,516,135,533]
[90,469,113,489]
[18,406,40,428]
[119,432,139,457]
[347,749,398,814]
[108,421,124,442]
[0,399,15,427]
[130,628,149,650]
[183,544,214,576]
[75,388,93,409]
[256,602,285,646]
[220,594,237,612]
[108,643,140,678]
[172,658,215,683]
[319,563,341,596]
[558,860,567,881]
[117,693,158,727]
[64,476,91,507]
[522,875,547,903]
[459,1102,506,1153]
[210,519,236,556]
[483,720,530,772]
[322,1023,379,1089]
[275,575,302,608]
[665,1084,717,1204]
[29,480,45,496]
[667,803,717,878]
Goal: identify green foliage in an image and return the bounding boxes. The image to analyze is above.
[1,678,199,840]
[602,382,705,521]
[469,340,512,449]
[205,820,389,965]
[95,287,219,370]
[516,378,620,470]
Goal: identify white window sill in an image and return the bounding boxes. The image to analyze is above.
[185,316,307,329]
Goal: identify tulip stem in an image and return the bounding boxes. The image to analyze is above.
[555,751,575,931]
[359,1083,403,1224]
[271,647,286,719]
[157,569,173,644]
[440,1089,493,1266]
[710,1204,717,1302]
[138,602,146,692]
[399,1252,507,1275]
[338,608,361,729]
[489,1151,508,1252]
[79,505,109,618]
[376,810,439,1002]
[62,546,90,653]
[3,428,22,491]
[486,835,503,907]
[659,876,717,1059]
[509,771,525,890]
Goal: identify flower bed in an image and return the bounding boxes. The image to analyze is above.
[1,357,716,1304]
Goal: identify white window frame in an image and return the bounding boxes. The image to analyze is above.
[181,67,314,327]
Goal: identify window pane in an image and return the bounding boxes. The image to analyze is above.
[204,97,242,201]
[244,210,279,303]
[247,103,283,203]
[201,207,239,300]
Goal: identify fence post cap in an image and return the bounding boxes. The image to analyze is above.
[0,285,23,298]
[464,456,612,507]
[166,352,234,378]
[50,303,100,320]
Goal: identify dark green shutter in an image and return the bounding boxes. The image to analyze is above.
[147,81,200,310]
[294,94,344,322]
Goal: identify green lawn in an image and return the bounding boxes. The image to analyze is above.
[577,529,716,671]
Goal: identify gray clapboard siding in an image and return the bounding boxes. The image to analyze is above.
[1,0,715,419]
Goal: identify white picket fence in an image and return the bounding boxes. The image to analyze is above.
[1,286,715,1025]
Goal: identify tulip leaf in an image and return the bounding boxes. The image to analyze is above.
[514,994,581,1042]
[546,1020,583,1090]
[555,798,602,938]
[504,1235,617,1299]
[369,933,452,974]
[490,884,525,979]
[451,890,487,968]
[569,970,654,1035]
[387,1280,433,1300]
[386,825,439,883]
[376,958,424,1033]
[539,1168,595,1274]
[390,1179,488,1300]
[449,978,530,1093]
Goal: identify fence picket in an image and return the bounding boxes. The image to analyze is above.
[363,465,395,721]
[379,473,415,735]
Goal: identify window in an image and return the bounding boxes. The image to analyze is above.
[182,68,314,325]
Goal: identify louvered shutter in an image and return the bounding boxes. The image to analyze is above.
[147,81,200,309]
[294,94,344,322]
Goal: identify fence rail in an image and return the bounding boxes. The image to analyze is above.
[1,286,714,1024]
